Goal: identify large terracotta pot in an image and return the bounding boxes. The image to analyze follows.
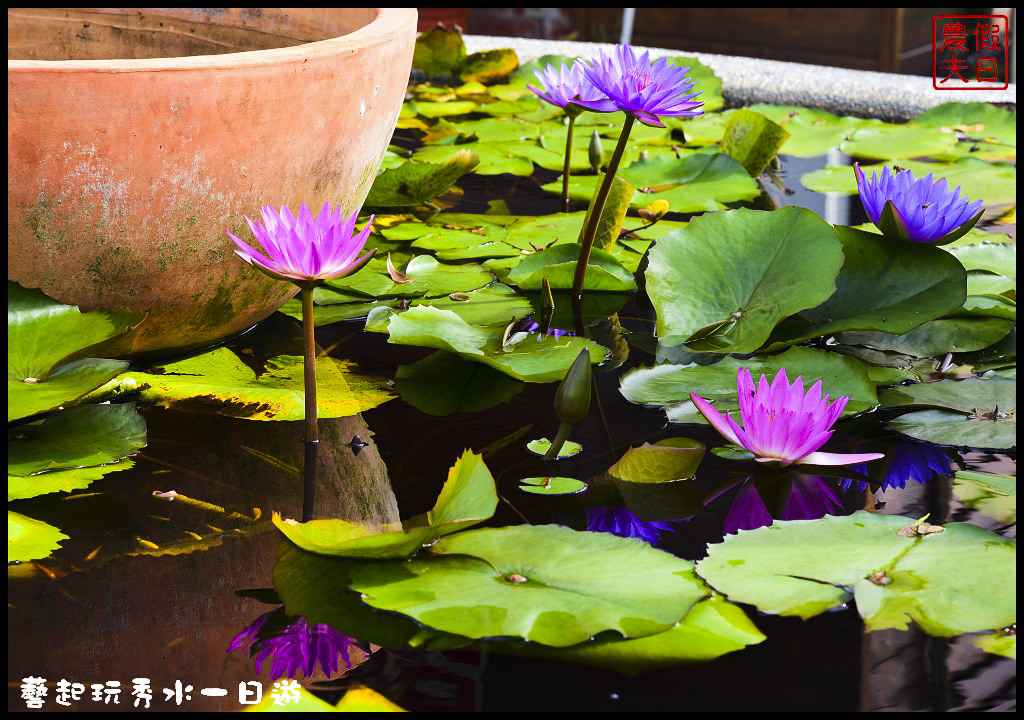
[8,8,417,357]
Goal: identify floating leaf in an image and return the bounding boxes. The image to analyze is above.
[608,438,706,483]
[949,243,1016,282]
[912,102,1017,148]
[506,243,636,293]
[645,207,844,351]
[763,226,967,350]
[364,151,480,207]
[888,409,1016,450]
[348,524,709,647]
[745,104,872,157]
[7,460,135,502]
[460,48,519,84]
[972,632,1017,659]
[121,348,395,421]
[526,439,582,458]
[696,511,1016,635]
[840,123,958,160]
[620,346,878,424]
[273,450,497,559]
[8,510,68,563]
[840,318,1015,358]
[578,175,634,251]
[720,108,790,177]
[412,25,466,77]
[8,403,146,477]
[519,476,587,495]
[953,470,1016,525]
[394,351,523,416]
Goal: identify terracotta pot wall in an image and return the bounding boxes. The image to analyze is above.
[8,8,417,358]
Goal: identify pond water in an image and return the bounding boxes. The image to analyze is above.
[8,45,1017,713]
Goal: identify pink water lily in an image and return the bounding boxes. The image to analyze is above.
[691,368,885,467]
[228,201,375,286]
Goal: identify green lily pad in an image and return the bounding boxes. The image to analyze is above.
[368,305,605,383]
[120,348,395,421]
[745,104,872,157]
[953,470,1016,525]
[412,25,466,77]
[696,511,1016,635]
[949,243,1016,282]
[459,48,519,84]
[608,438,706,483]
[412,142,551,176]
[323,254,494,300]
[880,377,1015,413]
[8,283,140,421]
[720,108,790,177]
[487,594,764,673]
[526,439,582,458]
[273,542,470,650]
[840,318,1015,358]
[763,226,967,350]
[273,449,498,559]
[888,409,1016,450]
[801,158,1016,206]
[619,346,878,424]
[394,351,523,416]
[506,243,636,293]
[544,152,760,213]
[364,151,480,207]
[348,524,710,647]
[519,476,587,495]
[8,510,68,563]
[7,460,135,502]
[7,403,146,477]
[912,102,1017,147]
[646,207,844,351]
[973,632,1017,659]
[411,100,478,118]
[840,123,958,160]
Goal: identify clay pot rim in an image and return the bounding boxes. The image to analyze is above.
[7,7,417,73]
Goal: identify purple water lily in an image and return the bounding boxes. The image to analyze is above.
[691,368,885,467]
[228,201,376,286]
[854,164,983,244]
[229,609,359,680]
[586,506,674,545]
[573,45,704,127]
[527,61,607,114]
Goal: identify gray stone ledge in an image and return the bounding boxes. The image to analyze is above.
[465,35,1017,122]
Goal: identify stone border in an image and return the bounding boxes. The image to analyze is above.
[465,35,1016,121]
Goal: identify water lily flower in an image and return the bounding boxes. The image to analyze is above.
[586,506,674,545]
[854,164,983,244]
[228,201,376,287]
[229,608,359,680]
[526,61,607,116]
[573,44,704,127]
[690,368,885,467]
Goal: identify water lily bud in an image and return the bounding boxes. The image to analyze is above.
[554,349,592,425]
[589,129,604,173]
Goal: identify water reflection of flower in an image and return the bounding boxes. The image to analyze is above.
[229,608,359,680]
[586,506,673,545]
[844,442,953,494]
[517,318,574,339]
[717,473,847,535]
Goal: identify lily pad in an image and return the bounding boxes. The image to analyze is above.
[272,449,497,559]
[840,318,1015,358]
[619,346,878,424]
[394,351,523,416]
[720,108,790,177]
[7,460,135,502]
[8,510,68,563]
[953,470,1016,525]
[745,104,872,157]
[348,524,710,647]
[912,102,1017,148]
[888,409,1016,450]
[526,439,582,458]
[412,25,466,77]
[949,243,1016,282]
[368,305,605,383]
[486,595,765,673]
[364,151,480,207]
[7,403,146,477]
[763,226,968,350]
[645,207,844,351]
[460,48,519,84]
[696,511,1016,635]
[972,632,1017,659]
[608,438,706,483]
[121,348,395,421]
[505,243,637,293]
[519,476,587,495]
[840,123,958,160]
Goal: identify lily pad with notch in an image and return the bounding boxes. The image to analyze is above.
[519,476,587,495]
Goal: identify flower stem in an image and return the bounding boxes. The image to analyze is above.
[544,421,574,460]
[571,114,635,300]
[561,114,576,213]
[300,285,319,522]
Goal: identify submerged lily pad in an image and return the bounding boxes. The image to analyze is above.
[696,511,1016,636]
[7,403,146,477]
[273,450,497,559]
[348,524,709,647]
[619,346,878,425]
[8,510,68,563]
[519,476,587,495]
[953,470,1016,525]
[121,348,395,421]
[646,207,844,352]
[394,351,523,416]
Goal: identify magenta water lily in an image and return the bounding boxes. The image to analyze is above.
[854,164,983,245]
[691,368,885,467]
[527,61,606,115]
[229,610,358,680]
[228,201,376,287]
[574,44,704,127]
